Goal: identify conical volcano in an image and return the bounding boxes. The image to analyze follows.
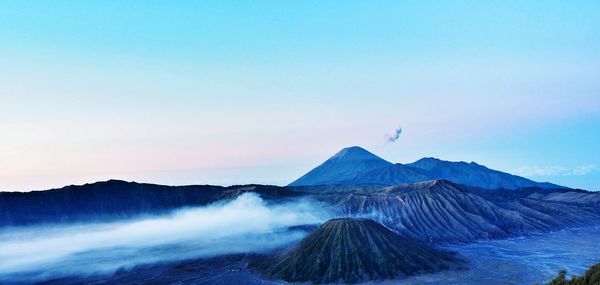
[254,218,463,284]
[289,146,392,186]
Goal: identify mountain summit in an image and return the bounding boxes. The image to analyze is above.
[289,146,563,189]
[329,146,385,162]
[288,146,392,186]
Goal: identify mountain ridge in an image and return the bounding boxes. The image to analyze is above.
[0,180,298,227]
[1,179,598,244]
[312,179,600,243]
[289,146,565,190]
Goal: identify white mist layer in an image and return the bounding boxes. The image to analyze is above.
[0,193,328,281]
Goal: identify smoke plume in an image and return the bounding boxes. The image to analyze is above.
[385,127,403,143]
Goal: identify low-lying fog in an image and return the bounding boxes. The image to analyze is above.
[0,193,329,282]
[3,193,598,285]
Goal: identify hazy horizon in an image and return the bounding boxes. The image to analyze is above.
[0,146,594,192]
[1,1,599,191]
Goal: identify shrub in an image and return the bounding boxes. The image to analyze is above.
[543,263,600,285]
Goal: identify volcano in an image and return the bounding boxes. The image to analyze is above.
[289,146,563,189]
[289,146,392,187]
[253,218,463,284]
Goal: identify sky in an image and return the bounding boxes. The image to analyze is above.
[1,1,599,191]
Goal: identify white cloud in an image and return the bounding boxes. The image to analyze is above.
[571,165,596,176]
[515,164,596,177]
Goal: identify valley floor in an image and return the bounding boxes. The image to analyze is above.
[397,226,600,285]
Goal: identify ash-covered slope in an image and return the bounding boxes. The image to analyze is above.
[289,146,392,186]
[290,146,564,189]
[314,180,600,243]
[253,218,462,284]
[345,163,431,185]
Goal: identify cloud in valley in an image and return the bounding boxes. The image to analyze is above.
[0,193,329,282]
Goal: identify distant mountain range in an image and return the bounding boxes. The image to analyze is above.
[289,146,563,190]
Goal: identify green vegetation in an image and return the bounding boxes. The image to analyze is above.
[544,263,600,285]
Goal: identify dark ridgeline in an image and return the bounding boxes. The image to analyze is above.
[289,146,564,189]
[252,218,464,284]
[1,178,599,246]
[0,180,299,227]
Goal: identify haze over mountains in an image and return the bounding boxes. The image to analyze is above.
[1,146,599,284]
[290,146,562,190]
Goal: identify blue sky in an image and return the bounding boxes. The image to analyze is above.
[1,1,599,190]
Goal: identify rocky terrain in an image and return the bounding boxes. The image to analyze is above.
[313,180,600,243]
[252,218,464,284]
